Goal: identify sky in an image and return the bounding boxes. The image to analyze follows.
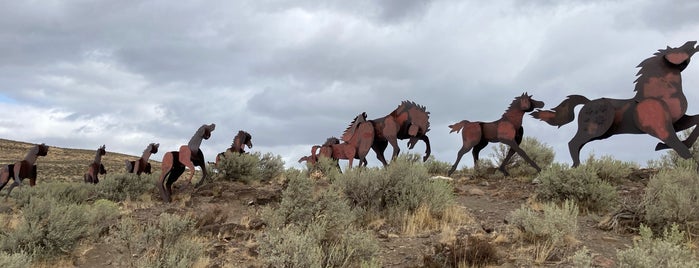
[1,0,698,170]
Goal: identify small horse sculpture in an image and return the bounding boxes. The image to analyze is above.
[125,143,159,176]
[0,143,49,197]
[158,123,215,202]
[298,145,322,165]
[448,93,544,176]
[214,130,252,167]
[338,112,374,168]
[84,145,107,184]
[532,41,699,168]
[370,101,431,165]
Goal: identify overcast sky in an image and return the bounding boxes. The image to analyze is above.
[1,0,698,170]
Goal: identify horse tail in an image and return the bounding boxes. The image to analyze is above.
[531,95,590,127]
[125,160,133,173]
[448,120,470,134]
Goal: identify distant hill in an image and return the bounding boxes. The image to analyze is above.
[0,138,161,182]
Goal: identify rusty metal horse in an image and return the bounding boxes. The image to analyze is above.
[370,101,431,165]
[158,123,215,202]
[532,41,699,169]
[299,113,374,169]
[84,145,106,184]
[214,130,252,167]
[0,143,49,197]
[448,93,544,176]
[125,143,159,176]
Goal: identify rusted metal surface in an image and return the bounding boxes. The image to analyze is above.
[300,113,374,169]
[84,145,106,184]
[215,130,252,167]
[0,143,49,197]
[449,93,544,176]
[158,123,215,202]
[532,41,698,169]
[370,101,431,165]
[126,143,159,175]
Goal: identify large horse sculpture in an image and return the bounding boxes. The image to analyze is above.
[370,101,431,165]
[0,143,49,197]
[125,143,159,176]
[214,130,252,167]
[532,41,699,169]
[448,93,544,176]
[84,145,107,184]
[158,123,215,202]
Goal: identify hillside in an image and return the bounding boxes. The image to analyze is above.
[0,138,161,182]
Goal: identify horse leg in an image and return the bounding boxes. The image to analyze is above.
[471,140,488,167]
[165,166,186,202]
[178,146,195,185]
[498,127,526,175]
[569,101,615,167]
[635,100,694,169]
[500,139,541,176]
[419,135,431,162]
[158,152,174,202]
[194,150,208,188]
[655,114,699,150]
[387,136,400,162]
[372,140,389,166]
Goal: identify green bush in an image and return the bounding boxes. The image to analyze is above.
[0,251,31,268]
[336,155,455,226]
[583,154,638,184]
[642,168,699,233]
[96,173,154,202]
[508,199,578,245]
[313,156,342,181]
[11,182,95,207]
[536,163,618,213]
[647,129,699,170]
[259,152,285,181]
[259,173,379,267]
[491,137,555,178]
[216,151,285,182]
[424,156,452,176]
[617,224,698,268]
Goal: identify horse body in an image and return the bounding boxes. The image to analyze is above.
[370,101,431,165]
[532,41,698,168]
[84,145,106,184]
[126,143,159,175]
[448,93,544,176]
[0,143,49,197]
[214,130,252,167]
[158,123,215,202]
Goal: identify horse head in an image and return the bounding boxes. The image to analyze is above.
[517,92,544,112]
[36,143,49,156]
[202,123,216,140]
[238,130,253,150]
[98,145,106,156]
[662,41,697,70]
[148,143,160,154]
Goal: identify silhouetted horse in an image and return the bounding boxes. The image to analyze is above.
[84,145,106,184]
[532,41,699,168]
[214,130,253,167]
[448,93,544,176]
[158,123,215,202]
[0,143,49,197]
[125,143,159,176]
[370,101,431,165]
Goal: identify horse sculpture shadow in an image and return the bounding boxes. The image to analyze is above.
[214,130,252,168]
[448,93,544,176]
[84,145,107,184]
[126,143,159,176]
[0,143,49,197]
[532,41,699,169]
[158,123,215,203]
[370,101,431,165]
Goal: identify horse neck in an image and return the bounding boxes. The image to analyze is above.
[94,150,103,164]
[502,108,525,127]
[140,147,152,160]
[23,147,39,164]
[188,132,204,152]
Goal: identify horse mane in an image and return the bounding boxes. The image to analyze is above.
[323,137,340,146]
[396,100,431,133]
[633,41,697,93]
[503,93,529,116]
[341,112,367,142]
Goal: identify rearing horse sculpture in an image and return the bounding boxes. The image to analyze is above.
[158,123,215,202]
[0,143,49,197]
[125,143,159,176]
[370,101,431,165]
[84,145,106,184]
[214,130,252,167]
[448,93,544,176]
[532,41,699,169]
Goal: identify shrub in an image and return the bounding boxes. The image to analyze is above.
[583,154,638,184]
[96,173,154,202]
[536,163,618,213]
[647,129,699,170]
[259,152,285,181]
[0,252,31,268]
[216,152,285,182]
[642,168,699,233]
[11,182,95,207]
[617,224,698,267]
[491,137,555,178]
[424,156,452,176]
[508,199,579,245]
[259,174,379,267]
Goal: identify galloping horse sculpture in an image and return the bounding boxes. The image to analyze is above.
[532,41,699,168]
[214,130,252,167]
[84,145,107,184]
[158,123,215,202]
[0,143,49,197]
[370,101,431,165]
[125,143,159,176]
[448,93,544,176]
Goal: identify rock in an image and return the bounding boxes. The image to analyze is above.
[469,188,485,196]
[593,255,615,268]
[430,175,454,181]
[531,177,541,184]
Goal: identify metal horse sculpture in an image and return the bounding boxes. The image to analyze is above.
[532,41,699,168]
[125,143,159,176]
[84,145,107,184]
[448,93,545,176]
[370,101,431,165]
[158,123,215,202]
[0,143,49,197]
[214,130,252,167]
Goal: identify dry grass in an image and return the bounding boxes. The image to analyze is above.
[403,204,472,236]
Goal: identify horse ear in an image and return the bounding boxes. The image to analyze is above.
[665,52,690,65]
[209,124,216,130]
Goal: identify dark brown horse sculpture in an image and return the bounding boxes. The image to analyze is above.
[84,145,106,184]
[370,101,431,165]
[532,41,699,168]
[299,113,374,168]
[214,130,252,167]
[158,123,215,202]
[448,93,544,176]
[0,143,49,197]
[125,143,159,176]
[298,145,322,165]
